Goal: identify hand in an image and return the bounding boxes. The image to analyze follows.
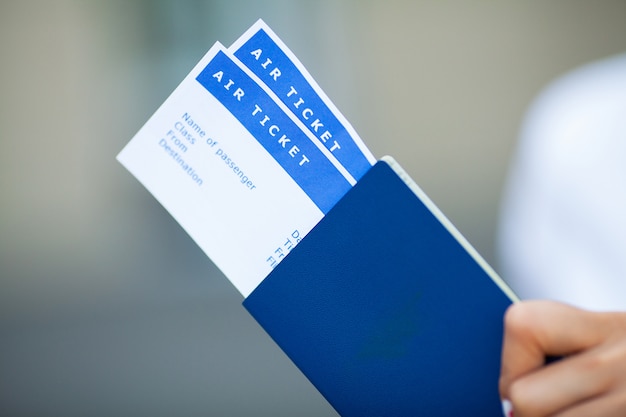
[499,300,626,417]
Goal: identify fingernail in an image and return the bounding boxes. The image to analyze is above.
[502,399,514,417]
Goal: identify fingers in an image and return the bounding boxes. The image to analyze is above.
[499,301,626,417]
[505,345,611,416]
[506,333,626,416]
[500,301,606,394]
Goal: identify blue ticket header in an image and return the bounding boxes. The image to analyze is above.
[196,50,352,214]
[232,28,373,181]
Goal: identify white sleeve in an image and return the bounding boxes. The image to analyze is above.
[497,53,626,311]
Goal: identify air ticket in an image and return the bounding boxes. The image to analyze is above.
[118,31,374,296]
[230,20,376,181]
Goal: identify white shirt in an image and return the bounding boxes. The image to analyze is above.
[498,53,626,311]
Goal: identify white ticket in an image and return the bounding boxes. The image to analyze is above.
[118,42,360,296]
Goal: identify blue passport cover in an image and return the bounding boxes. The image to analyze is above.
[243,158,515,416]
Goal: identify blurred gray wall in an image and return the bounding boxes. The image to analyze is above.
[1,1,625,416]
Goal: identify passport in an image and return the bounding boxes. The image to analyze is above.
[244,157,517,416]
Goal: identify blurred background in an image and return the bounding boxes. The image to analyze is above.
[1,1,625,416]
